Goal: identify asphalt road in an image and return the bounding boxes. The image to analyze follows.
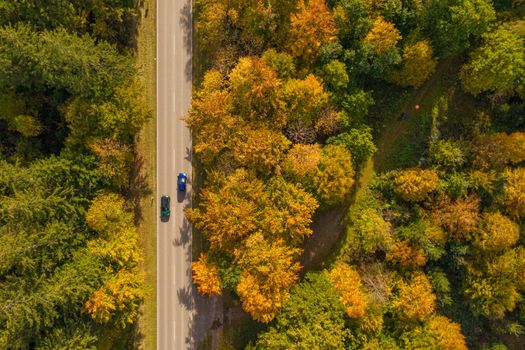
[157,0,194,348]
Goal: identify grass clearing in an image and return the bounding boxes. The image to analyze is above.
[133,0,157,348]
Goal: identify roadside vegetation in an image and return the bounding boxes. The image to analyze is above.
[0,1,149,348]
[192,0,525,349]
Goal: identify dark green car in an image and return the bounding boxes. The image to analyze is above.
[160,195,170,219]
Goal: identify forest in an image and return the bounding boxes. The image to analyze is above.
[190,0,525,349]
[0,1,148,348]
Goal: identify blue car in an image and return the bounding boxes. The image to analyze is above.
[177,172,187,191]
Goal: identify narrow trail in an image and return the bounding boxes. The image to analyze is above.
[301,58,455,271]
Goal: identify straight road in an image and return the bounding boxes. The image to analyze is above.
[157,0,194,348]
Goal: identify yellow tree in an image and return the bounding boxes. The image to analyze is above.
[192,253,222,296]
[85,269,145,328]
[313,144,355,206]
[392,40,437,87]
[187,74,243,165]
[233,126,291,175]
[85,193,129,233]
[393,273,436,322]
[473,211,519,253]
[431,195,480,240]
[502,167,525,217]
[427,316,468,350]
[281,74,329,125]
[282,143,322,182]
[362,16,401,54]
[185,169,266,253]
[228,57,286,128]
[394,168,439,202]
[236,233,301,323]
[89,138,133,189]
[288,0,338,64]
[327,262,367,318]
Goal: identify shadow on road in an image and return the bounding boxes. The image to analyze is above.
[179,2,192,83]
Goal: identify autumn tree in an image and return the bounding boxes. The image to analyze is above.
[85,193,129,233]
[89,139,133,189]
[186,169,265,253]
[237,233,301,323]
[471,132,525,169]
[327,263,367,318]
[393,273,436,322]
[472,212,519,253]
[387,240,426,269]
[346,207,393,255]
[282,143,322,182]
[229,57,287,128]
[362,16,401,54]
[394,168,439,202]
[313,144,355,206]
[85,269,145,328]
[501,167,525,217]
[281,74,329,125]
[233,126,291,174]
[288,0,338,64]
[430,139,466,169]
[431,195,480,240]
[427,316,468,350]
[192,253,222,296]
[392,40,438,88]
[461,24,525,96]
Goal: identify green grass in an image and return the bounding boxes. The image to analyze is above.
[133,0,157,349]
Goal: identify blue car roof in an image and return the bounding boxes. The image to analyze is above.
[178,172,186,178]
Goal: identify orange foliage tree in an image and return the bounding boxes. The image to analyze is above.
[281,74,329,125]
[394,168,439,202]
[472,132,525,169]
[362,16,401,54]
[431,195,480,240]
[327,262,367,318]
[236,233,301,323]
[192,253,222,296]
[282,143,322,182]
[386,240,426,269]
[288,0,338,64]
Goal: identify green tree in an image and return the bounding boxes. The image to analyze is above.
[255,273,348,349]
[391,40,438,88]
[327,126,377,170]
[461,24,525,96]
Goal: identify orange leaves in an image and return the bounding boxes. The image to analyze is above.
[393,273,436,322]
[362,16,401,54]
[281,74,329,125]
[472,132,525,169]
[282,143,322,181]
[431,195,480,240]
[236,233,301,323]
[327,263,367,318]
[394,168,439,202]
[85,269,145,327]
[387,241,426,269]
[192,254,222,296]
[288,0,338,63]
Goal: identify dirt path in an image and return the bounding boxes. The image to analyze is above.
[300,58,455,271]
